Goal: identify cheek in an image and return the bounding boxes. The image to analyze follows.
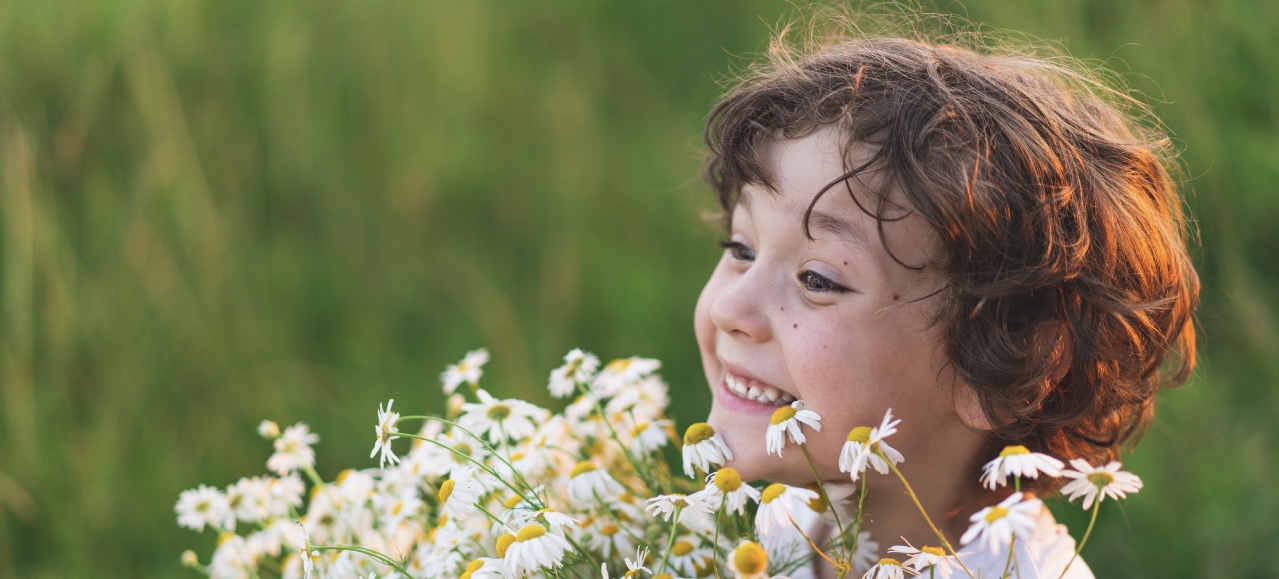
[694,260,730,382]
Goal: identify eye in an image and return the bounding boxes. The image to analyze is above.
[798,270,850,293]
[719,240,756,262]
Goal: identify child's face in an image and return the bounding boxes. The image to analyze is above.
[695,127,976,485]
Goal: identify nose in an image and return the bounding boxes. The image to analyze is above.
[709,264,774,343]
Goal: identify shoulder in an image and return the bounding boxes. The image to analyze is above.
[958,503,1093,579]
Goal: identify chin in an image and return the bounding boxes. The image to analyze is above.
[707,404,815,486]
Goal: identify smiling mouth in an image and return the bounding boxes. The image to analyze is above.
[724,372,796,407]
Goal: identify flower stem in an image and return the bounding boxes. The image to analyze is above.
[798,443,849,555]
[656,504,683,575]
[789,515,845,572]
[576,382,654,492]
[1000,532,1016,579]
[311,544,410,574]
[1056,497,1101,579]
[395,432,537,508]
[885,461,977,579]
[302,465,324,487]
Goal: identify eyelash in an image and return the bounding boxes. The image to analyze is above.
[719,240,756,261]
[720,240,851,294]
[798,270,851,294]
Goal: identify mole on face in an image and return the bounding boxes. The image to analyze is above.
[893,295,900,301]
[793,324,798,329]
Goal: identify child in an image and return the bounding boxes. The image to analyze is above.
[694,13,1198,579]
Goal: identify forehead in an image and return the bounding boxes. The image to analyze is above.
[736,126,938,268]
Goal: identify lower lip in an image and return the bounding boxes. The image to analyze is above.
[714,378,783,416]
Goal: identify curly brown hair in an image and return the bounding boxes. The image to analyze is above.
[701,10,1199,470]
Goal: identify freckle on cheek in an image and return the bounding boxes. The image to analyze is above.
[793,324,798,329]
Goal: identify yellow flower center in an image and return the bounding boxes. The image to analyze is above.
[984,506,1009,523]
[607,358,632,373]
[216,531,236,547]
[465,560,486,574]
[770,406,797,425]
[335,469,354,485]
[876,558,902,567]
[694,557,715,578]
[618,492,636,504]
[760,483,787,504]
[631,422,650,437]
[921,546,945,556]
[510,452,525,461]
[600,524,620,536]
[999,445,1031,457]
[714,468,743,492]
[438,513,449,526]
[516,524,546,542]
[496,534,516,558]
[655,574,674,579]
[732,542,768,575]
[571,461,597,478]
[805,483,827,513]
[846,426,872,443]
[487,404,511,421]
[1088,472,1115,487]
[504,495,523,509]
[672,541,695,556]
[438,479,456,503]
[456,362,470,373]
[684,423,716,446]
[453,443,473,462]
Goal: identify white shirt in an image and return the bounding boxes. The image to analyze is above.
[772,501,1094,579]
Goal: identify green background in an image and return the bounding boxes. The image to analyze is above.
[1,0,1276,576]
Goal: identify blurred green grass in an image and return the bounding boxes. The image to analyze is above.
[0,0,1275,576]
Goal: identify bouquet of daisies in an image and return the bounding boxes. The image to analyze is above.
[175,348,1143,579]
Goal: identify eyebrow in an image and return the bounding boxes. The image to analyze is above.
[806,209,870,248]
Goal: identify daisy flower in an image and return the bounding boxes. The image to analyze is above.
[460,558,505,579]
[257,420,280,439]
[266,423,320,475]
[226,476,267,523]
[623,546,652,579]
[666,536,713,577]
[960,492,1041,554]
[727,541,768,579]
[980,445,1064,490]
[645,493,709,524]
[439,465,486,519]
[629,419,673,455]
[860,558,905,579]
[754,483,819,537]
[503,524,571,576]
[370,399,401,468]
[549,348,600,398]
[692,468,760,516]
[593,356,661,398]
[839,409,903,481]
[587,521,634,559]
[208,533,254,579]
[765,400,822,457]
[441,348,490,395]
[264,474,305,518]
[458,389,546,444]
[568,461,624,503]
[803,481,856,526]
[681,423,733,477]
[1059,459,1143,510]
[297,523,315,579]
[887,543,954,579]
[175,485,234,532]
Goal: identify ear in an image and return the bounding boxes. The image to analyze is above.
[953,382,994,431]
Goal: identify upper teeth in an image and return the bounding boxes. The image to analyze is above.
[725,374,794,406]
